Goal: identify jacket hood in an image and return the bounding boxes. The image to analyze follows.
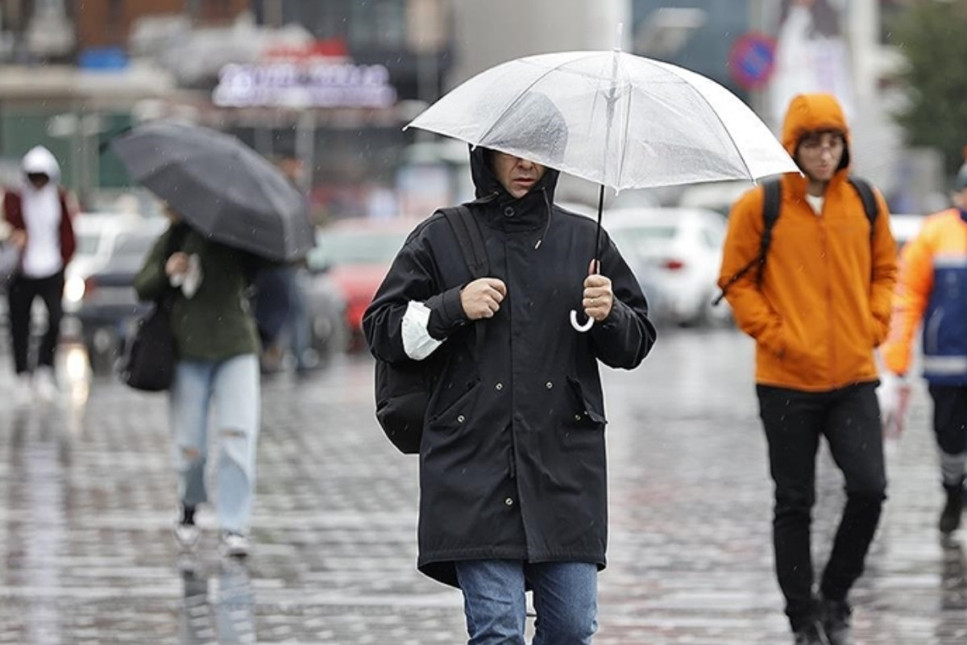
[781,93,851,172]
[469,144,560,207]
[21,146,61,181]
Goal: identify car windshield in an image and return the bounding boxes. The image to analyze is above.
[309,229,408,270]
[100,233,161,272]
[76,232,102,256]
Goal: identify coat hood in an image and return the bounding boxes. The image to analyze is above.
[780,93,851,172]
[469,144,560,205]
[21,146,61,182]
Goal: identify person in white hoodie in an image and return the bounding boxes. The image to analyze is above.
[1,146,77,402]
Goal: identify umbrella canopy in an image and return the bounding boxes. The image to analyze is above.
[406,50,798,191]
[109,121,313,262]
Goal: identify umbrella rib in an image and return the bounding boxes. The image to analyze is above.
[657,65,756,181]
[611,61,634,189]
[475,52,603,149]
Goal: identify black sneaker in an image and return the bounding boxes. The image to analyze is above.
[940,483,964,534]
[793,620,830,645]
[820,599,853,645]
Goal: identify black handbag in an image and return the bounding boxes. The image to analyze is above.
[117,223,189,392]
[117,299,176,391]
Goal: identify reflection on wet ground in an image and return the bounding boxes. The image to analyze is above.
[0,332,966,643]
[179,557,256,645]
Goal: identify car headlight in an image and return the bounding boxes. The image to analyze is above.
[64,275,86,304]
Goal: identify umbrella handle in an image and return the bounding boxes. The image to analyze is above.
[570,309,595,332]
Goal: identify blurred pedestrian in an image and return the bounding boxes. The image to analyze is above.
[769,0,854,128]
[718,93,897,645]
[253,154,314,374]
[364,136,656,642]
[880,165,967,536]
[1,145,77,404]
[134,204,265,558]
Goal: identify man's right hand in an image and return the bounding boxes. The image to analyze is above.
[461,278,507,320]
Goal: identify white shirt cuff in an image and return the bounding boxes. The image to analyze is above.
[402,300,443,360]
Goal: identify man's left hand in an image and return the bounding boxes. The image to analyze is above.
[582,260,613,321]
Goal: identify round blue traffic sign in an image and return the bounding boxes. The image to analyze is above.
[728,32,776,90]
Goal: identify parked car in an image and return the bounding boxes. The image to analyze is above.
[676,180,753,216]
[301,265,351,363]
[603,207,731,327]
[64,213,165,317]
[307,218,418,350]
[75,224,169,374]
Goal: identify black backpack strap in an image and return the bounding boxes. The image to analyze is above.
[713,179,781,305]
[760,178,782,271]
[847,177,878,238]
[442,205,489,279]
[441,204,489,355]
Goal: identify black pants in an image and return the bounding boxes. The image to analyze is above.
[758,382,887,632]
[7,271,65,374]
[929,384,967,456]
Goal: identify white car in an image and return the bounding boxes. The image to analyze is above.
[64,213,166,315]
[603,207,731,327]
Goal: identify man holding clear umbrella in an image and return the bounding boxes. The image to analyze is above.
[363,110,656,641]
[718,93,897,645]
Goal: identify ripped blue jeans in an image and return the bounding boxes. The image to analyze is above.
[169,354,260,535]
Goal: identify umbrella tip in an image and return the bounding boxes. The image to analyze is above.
[614,22,624,52]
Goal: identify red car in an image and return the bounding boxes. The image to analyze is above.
[308,217,420,350]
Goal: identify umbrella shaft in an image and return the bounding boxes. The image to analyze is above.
[593,184,605,271]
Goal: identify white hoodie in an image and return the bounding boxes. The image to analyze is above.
[19,146,64,278]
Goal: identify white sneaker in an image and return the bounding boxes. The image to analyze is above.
[33,368,58,402]
[220,532,250,558]
[12,374,34,406]
[173,523,200,551]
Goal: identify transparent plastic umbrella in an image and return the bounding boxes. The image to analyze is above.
[405,49,799,330]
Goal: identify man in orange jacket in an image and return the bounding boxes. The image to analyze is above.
[718,93,897,645]
[880,165,967,536]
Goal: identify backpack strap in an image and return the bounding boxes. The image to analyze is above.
[442,205,489,279]
[847,177,878,238]
[440,204,489,355]
[713,178,781,305]
[758,179,782,286]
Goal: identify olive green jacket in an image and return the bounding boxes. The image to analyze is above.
[133,223,262,361]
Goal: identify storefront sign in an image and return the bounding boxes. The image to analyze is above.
[213,61,397,108]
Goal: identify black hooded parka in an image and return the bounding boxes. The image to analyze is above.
[363,146,656,587]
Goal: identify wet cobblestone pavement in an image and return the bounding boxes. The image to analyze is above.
[1,328,965,644]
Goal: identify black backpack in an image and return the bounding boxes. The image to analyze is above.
[715,177,877,304]
[374,205,489,454]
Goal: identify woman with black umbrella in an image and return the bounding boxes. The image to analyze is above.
[134,204,268,558]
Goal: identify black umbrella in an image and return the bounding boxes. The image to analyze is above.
[108,120,313,262]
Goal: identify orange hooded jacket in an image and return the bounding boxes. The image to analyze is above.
[717,93,897,391]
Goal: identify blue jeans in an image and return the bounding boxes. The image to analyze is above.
[169,354,260,535]
[454,560,598,645]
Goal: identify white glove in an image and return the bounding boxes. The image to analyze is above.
[877,372,910,440]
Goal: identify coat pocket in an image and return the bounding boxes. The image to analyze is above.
[427,378,481,431]
[565,376,607,426]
